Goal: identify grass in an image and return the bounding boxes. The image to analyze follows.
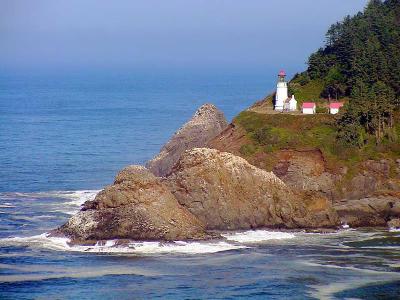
[289,78,325,105]
[234,110,400,175]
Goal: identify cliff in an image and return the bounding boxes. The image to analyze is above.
[208,111,400,226]
[57,147,339,244]
[209,111,400,197]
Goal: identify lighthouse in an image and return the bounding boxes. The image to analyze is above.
[275,70,288,111]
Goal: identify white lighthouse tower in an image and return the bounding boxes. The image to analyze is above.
[275,70,288,111]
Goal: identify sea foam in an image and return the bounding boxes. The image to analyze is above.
[0,233,247,255]
[222,230,296,243]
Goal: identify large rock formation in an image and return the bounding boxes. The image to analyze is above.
[165,148,339,230]
[208,122,400,202]
[146,104,228,177]
[334,195,400,227]
[57,166,208,243]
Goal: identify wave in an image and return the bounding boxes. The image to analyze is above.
[0,229,298,255]
[0,263,161,283]
[222,229,296,243]
[0,233,247,255]
[0,190,99,215]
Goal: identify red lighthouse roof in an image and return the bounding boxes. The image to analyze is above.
[278,70,286,77]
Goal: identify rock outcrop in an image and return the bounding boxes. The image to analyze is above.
[208,122,400,202]
[388,218,400,229]
[334,195,400,227]
[165,148,340,230]
[57,166,208,243]
[272,150,339,200]
[146,104,228,177]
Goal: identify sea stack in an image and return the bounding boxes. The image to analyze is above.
[146,103,228,177]
[56,165,208,243]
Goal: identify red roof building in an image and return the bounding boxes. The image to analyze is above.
[329,102,344,114]
[302,102,316,114]
[302,102,316,109]
[329,102,344,109]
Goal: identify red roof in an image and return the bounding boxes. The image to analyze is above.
[278,70,286,76]
[302,102,316,109]
[329,102,344,109]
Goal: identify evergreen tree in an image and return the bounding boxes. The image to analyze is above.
[303,0,400,145]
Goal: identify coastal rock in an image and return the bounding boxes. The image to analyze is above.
[387,218,400,229]
[334,196,400,227]
[272,150,339,199]
[208,120,400,202]
[165,148,339,230]
[146,104,228,177]
[58,165,208,243]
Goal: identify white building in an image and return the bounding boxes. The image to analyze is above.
[302,102,316,114]
[284,95,297,111]
[275,70,288,111]
[329,102,344,114]
[289,95,297,111]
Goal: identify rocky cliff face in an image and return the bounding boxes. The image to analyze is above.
[57,148,340,244]
[57,165,208,243]
[334,195,400,227]
[165,148,339,230]
[208,122,400,203]
[146,104,228,177]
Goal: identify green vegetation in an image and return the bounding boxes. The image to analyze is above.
[235,111,400,172]
[289,78,325,105]
[289,0,400,146]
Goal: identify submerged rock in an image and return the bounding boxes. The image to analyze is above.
[57,165,208,243]
[146,104,228,177]
[165,148,340,230]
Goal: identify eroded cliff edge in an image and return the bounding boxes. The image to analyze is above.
[208,111,400,227]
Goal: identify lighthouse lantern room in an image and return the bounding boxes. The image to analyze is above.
[275,70,288,111]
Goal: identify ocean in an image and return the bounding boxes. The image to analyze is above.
[0,70,399,299]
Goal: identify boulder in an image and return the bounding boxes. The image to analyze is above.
[165,148,339,230]
[387,218,400,229]
[57,166,208,243]
[334,196,400,227]
[146,104,228,177]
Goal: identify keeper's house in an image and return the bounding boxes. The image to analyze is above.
[302,102,316,115]
[329,102,344,114]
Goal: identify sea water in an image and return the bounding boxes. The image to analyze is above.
[0,70,399,299]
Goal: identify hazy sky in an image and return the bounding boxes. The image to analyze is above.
[0,0,368,72]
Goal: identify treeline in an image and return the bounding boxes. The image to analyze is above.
[301,0,400,145]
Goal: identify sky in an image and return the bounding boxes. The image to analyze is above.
[0,0,368,73]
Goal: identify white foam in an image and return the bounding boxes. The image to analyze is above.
[0,204,15,208]
[342,223,350,229]
[222,229,296,243]
[0,233,247,255]
[57,190,99,214]
[389,227,400,232]
[0,190,99,215]
[43,190,99,207]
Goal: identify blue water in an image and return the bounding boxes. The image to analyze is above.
[1,70,399,299]
[0,69,270,192]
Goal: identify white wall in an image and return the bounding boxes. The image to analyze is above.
[275,81,288,110]
[302,107,315,114]
[330,108,339,114]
